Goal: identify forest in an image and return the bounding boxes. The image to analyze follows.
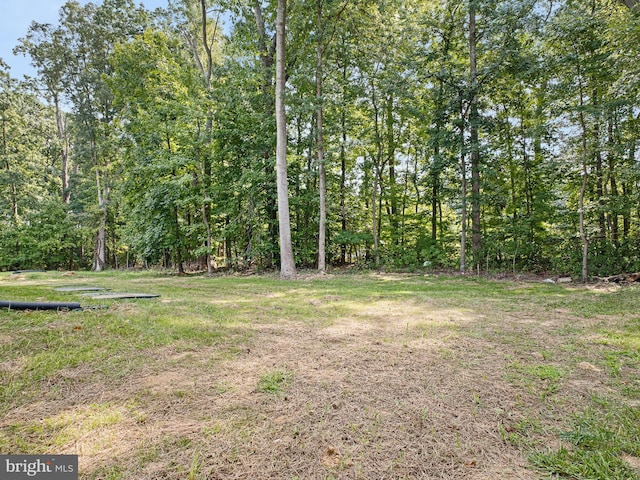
[1,0,639,278]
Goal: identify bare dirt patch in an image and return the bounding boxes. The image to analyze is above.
[623,454,640,473]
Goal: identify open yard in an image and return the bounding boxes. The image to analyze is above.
[1,271,639,479]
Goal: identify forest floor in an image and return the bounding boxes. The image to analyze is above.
[1,270,639,479]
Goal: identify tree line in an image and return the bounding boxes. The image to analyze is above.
[1,0,639,278]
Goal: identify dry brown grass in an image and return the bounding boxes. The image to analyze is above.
[1,273,638,479]
[104,318,534,479]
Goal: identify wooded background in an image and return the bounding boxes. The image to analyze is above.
[1,0,639,277]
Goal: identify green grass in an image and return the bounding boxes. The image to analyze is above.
[530,398,640,479]
[507,362,567,399]
[256,369,293,395]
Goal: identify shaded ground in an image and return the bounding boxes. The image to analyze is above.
[1,272,639,479]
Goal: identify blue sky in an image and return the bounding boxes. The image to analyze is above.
[0,0,168,79]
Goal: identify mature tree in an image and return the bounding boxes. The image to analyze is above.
[174,0,224,274]
[275,0,297,279]
[0,62,86,270]
[304,0,351,272]
[110,27,209,272]
[16,23,72,205]
[0,64,21,223]
[253,0,280,267]
[52,0,149,271]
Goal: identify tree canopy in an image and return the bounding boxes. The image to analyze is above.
[1,0,639,278]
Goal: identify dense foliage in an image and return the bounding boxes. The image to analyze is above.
[1,0,639,277]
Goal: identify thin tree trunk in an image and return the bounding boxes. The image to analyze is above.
[595,130,606,242]
[95,214,107,272]
[623,115,635,238]
[432,146,440,241]
[579,155,589,281]
[200,0,215,275]
[339,53,348,264]
[578,77,589,282]
[401,166,409,246]
[460,97,467,274]
[386,95,399,245]
[93,165,107,272]
[531,82,546,250]
[370,76,383,267]
[316,3,326,273]
[174,205,184,274]
[414,147,421,215]
[340,108,347,264]
[54,95,71,205]
[607,118,619,246]
[275,0,296,280]
[254,0,278,268]
[469,0,482,272]
[202,202,213,272]
[372,159,380,267]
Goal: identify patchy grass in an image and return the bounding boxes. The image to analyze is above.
[530,398,640,479]
[0,270,639,479]
[256,370,293,395]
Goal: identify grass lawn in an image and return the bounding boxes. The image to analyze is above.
[1,270,639,479]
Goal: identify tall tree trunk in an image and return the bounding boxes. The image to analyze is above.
[371,89,383,268]
[95,213,107,272]
[459,98,468,274]
[386,95,399,245]
[316,3,327,273]
[254,0,278,268]
[202,201,213,271]
[431,163,439,240]
[199,0,216,275]
[275,0,296,280]
[531,82,546,251]
[414,147,421,215]
[401,166,409,246]
[607,118,619,246]
[578,77,589,282]
[372,159,380,267]
[579,153,589,281]
[594,125,606,243]
[432,108,442,241]
[54,95,71,205]
[623,114,635,238]
[93,158,108,272]
[174,205,184,274]
[340,108,347,264]
[622,181,630,238]
[469,0,482,272]
[225,215,232,265]
[339,53,348,265]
